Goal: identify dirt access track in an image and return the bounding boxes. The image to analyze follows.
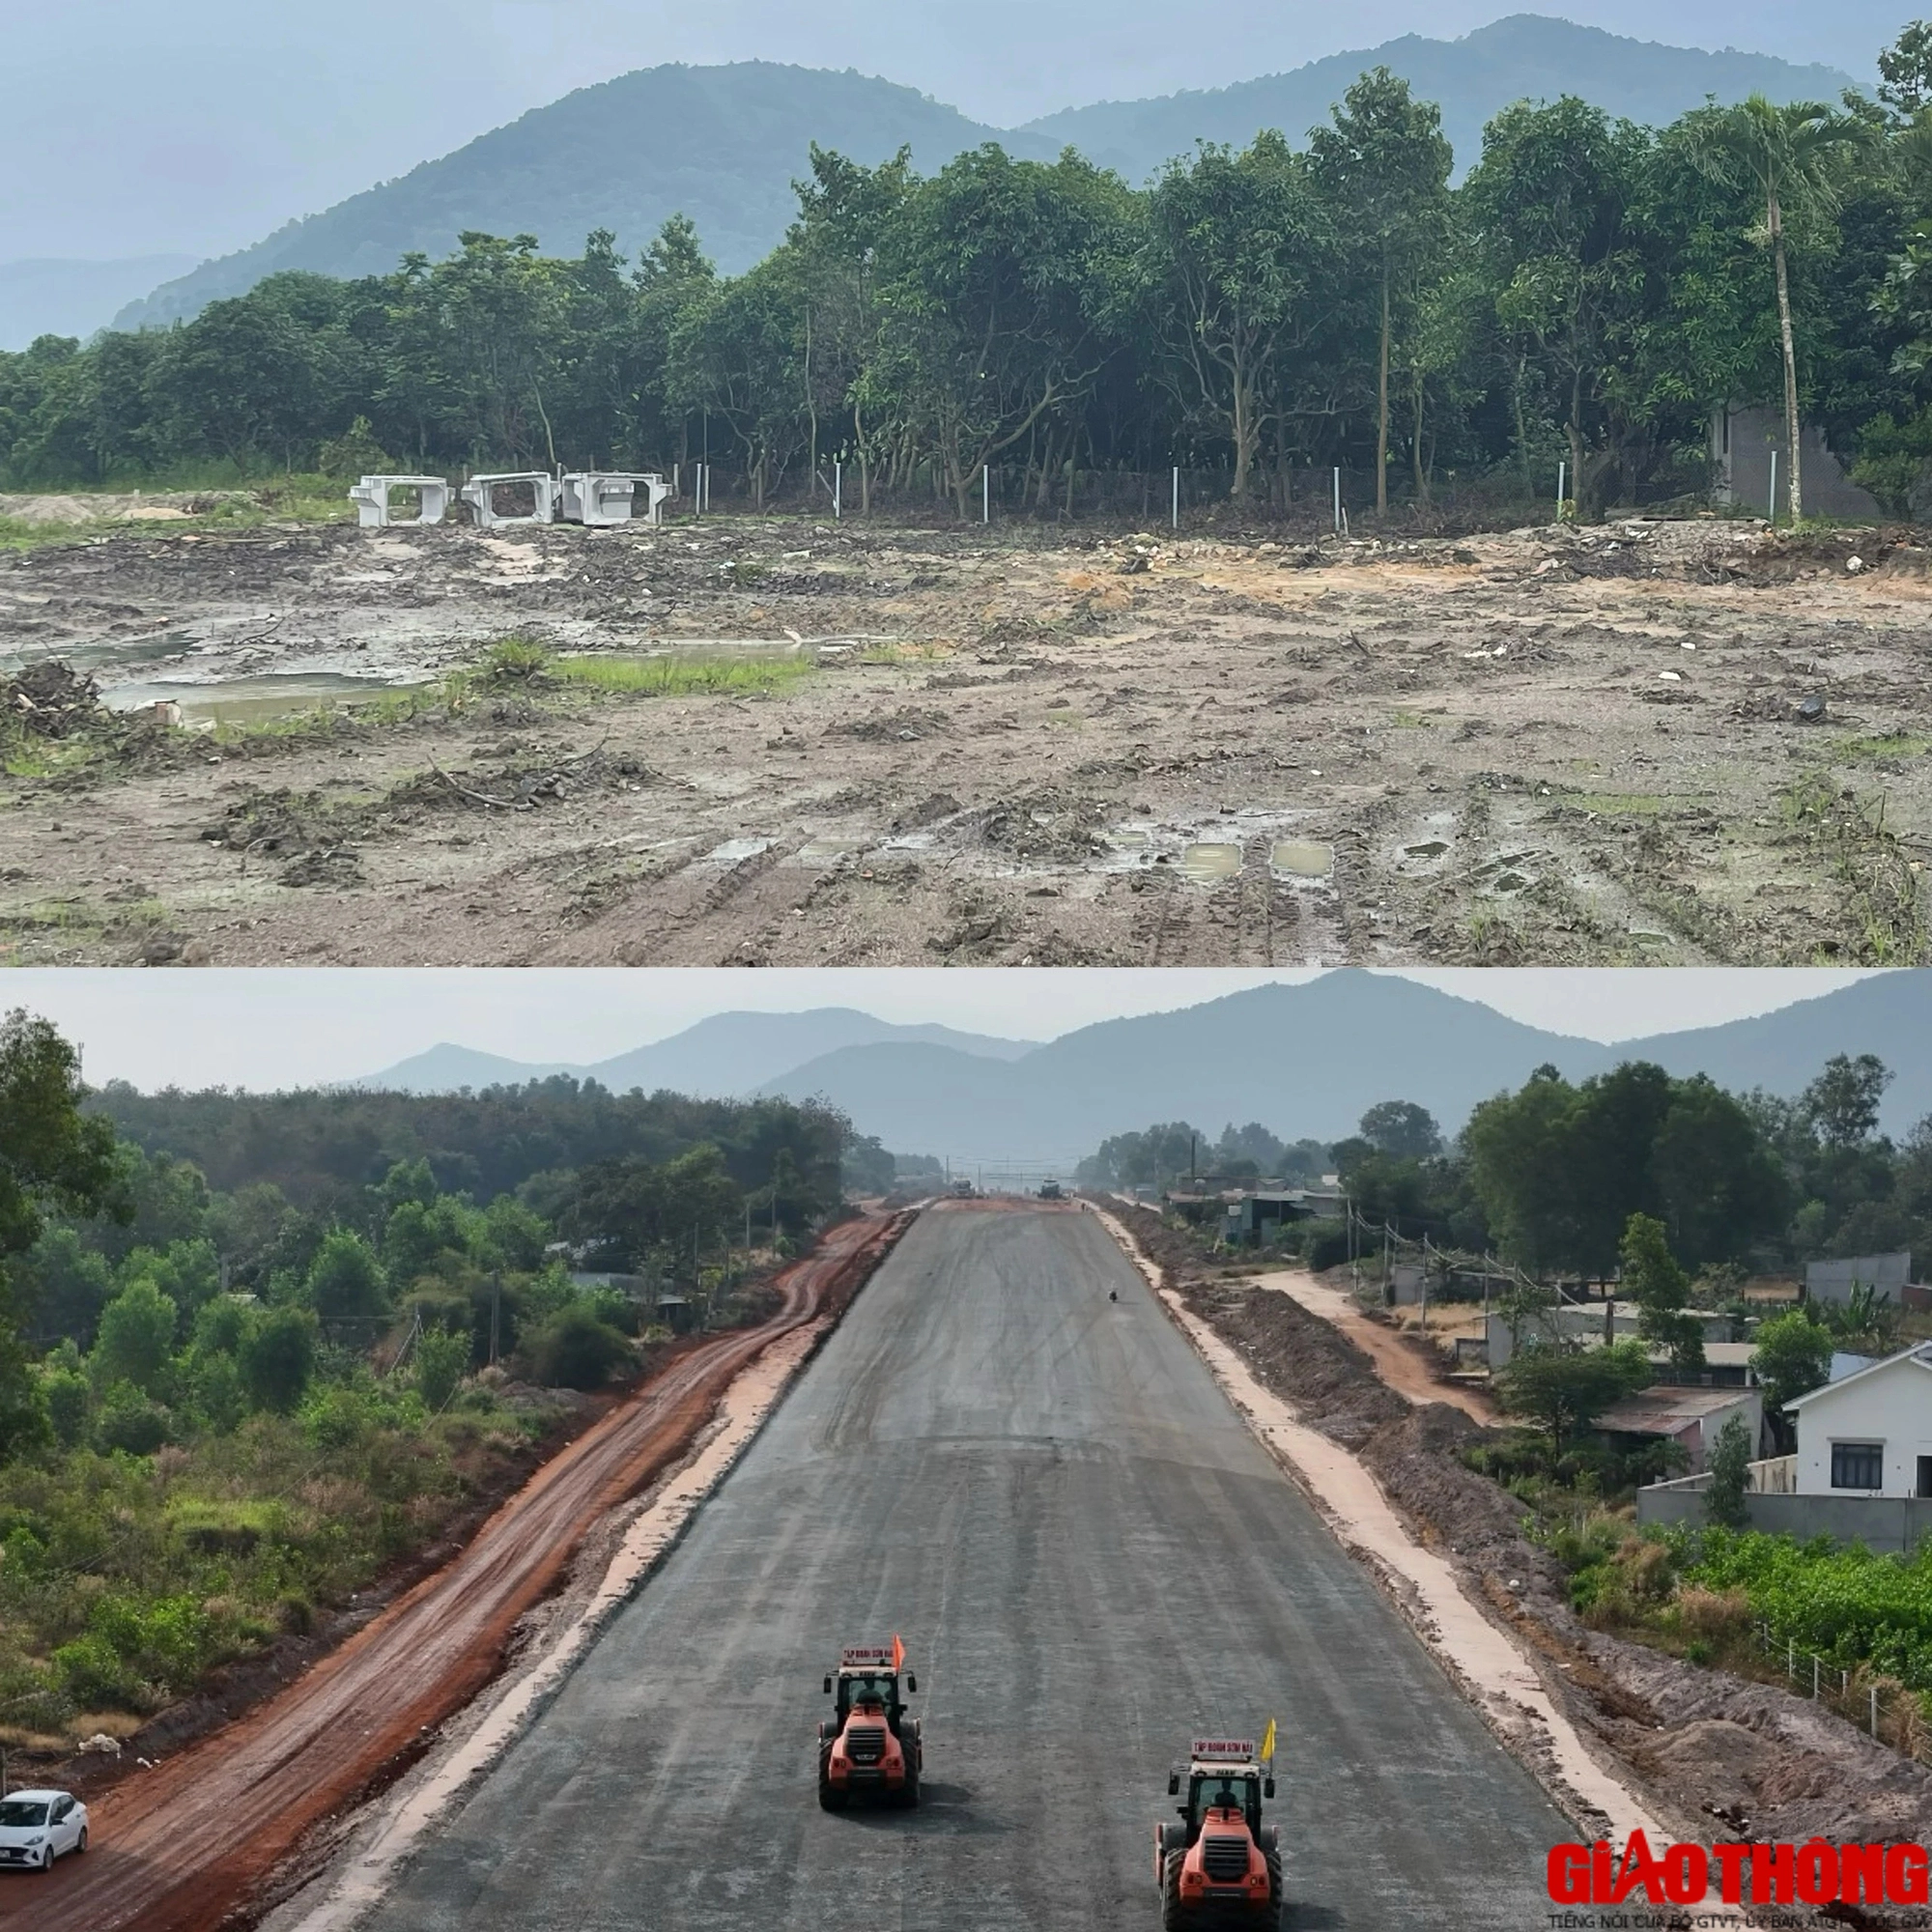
[3,1210,909,1932]
[3,510,1931,966]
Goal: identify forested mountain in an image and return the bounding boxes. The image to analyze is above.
[1024,16,1855,186]
[110,18,1852,331]
[113,65,1046,330]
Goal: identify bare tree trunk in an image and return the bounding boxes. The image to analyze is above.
[1376,269,1390,516]
[1411,363,1429,509]
[1770,192,1804,522]
[805,306,817,498]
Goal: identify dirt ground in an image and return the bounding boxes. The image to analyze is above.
[3,509,1930,966]
[1110,1205,1932,1892]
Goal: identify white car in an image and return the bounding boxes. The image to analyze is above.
[0,1790,88,1870]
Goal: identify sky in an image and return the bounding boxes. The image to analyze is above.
[0,0,1906,263]
[2,968,1876,1093]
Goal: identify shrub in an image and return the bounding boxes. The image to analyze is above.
[41,1366,90,1450]
[52,1632,134,1710]
[240,1306,317,1413]
[414,1326,469,1411]
[93,1381,170,1457]
[520,1308,632,1391]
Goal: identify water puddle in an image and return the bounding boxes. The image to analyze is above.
[1179,843,1242,885]
[1269,840,1333,879]
[105,671,426,725]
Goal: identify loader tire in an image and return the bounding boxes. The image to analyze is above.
[899,1757,921,1808]
[818,1779,849,1812]
[1161,1852,1189,1932]
[1264,1846,1284,1927]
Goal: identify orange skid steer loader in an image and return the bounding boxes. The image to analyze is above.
[817,1639,923,1810]
[1151,1733,1283,1928]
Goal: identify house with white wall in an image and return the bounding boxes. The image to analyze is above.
[1785,1343,1932,1498]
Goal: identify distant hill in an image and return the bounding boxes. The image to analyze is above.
[1024,15,1858,185]
[111,17,1857,333]
[1,255,198,351]
[352,1007,1032,1098]
[114,65,1047,330]
[754,972,1932,1163]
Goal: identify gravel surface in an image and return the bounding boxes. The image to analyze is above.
[354,1202,1567,1932]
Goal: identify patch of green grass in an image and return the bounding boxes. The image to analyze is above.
[554,654,813,697]
[1834,732,1932,765]
[1389,709,1436,728]
[1567,792,1668,816]
[1780,772,1925,963]
[477,638,552,685]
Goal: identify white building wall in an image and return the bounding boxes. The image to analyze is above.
[1794,1358,1932,1496]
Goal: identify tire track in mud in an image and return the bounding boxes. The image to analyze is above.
[12,1213,912,1932]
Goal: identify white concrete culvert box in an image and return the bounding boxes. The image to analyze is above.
[349,475,451,528]
[461,472,558,528]
[558,472,673,527]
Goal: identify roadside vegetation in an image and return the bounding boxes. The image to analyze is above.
[1089,1047,1932,1731]
[0,1033,870,1752]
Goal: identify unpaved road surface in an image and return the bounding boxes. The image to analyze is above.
[1250,1266,1497,1423]
[4,1212,906,1932]
[351,1202,1566,1932]
[5,513,1932,967]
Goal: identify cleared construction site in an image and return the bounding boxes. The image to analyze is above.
[2,504,1928,968]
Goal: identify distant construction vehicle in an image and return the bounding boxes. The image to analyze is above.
[1037,1180,1064,1200]
[950,1179,976,1198]
[1152,1734,1282,1928]
[817,1640,923,1809]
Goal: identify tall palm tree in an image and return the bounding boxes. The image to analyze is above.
[1689,96,1868,521]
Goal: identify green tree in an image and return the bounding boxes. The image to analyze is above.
[239,1305,318,1414]
[88,1278,179,1397]
[1494,1338,1653,1452]
[1704,1411,1754,1529]
[1686,96,1869,519]
[1356,1100,1443,1161]
[414,1325,470,1410]
[304,1229,389,1327]
[1801,1052,1892,1150]
[1309,68,1454,514]
[1146,131,1332,497]
[1620,1211,1703,1374]
[1751,1308,1834,1448]
[0,1012,123,1460]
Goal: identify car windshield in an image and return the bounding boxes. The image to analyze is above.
[0,1802,48,1827]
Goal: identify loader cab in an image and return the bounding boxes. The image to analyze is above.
[824,1648,917,1730]
[1168,1749,1273,1841]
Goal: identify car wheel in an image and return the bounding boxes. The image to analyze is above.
[39,1845,54,1872]
[76,1827,88,1855]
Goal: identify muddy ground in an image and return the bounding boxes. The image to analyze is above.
[1110,1206,1932,1896]
[2,509,1929,966]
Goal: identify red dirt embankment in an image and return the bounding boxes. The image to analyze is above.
[5,1210,910,1932]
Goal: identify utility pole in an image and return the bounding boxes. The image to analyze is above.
[982,465,990,525]
[1768,448,1778,526]
[1172,465,1179,531]
[489,1274,500,1368]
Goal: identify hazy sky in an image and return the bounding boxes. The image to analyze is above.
[0,968,1874,1093]
[0,1,1903,262]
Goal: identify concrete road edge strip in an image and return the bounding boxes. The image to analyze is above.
[1083,1201,1759,1924]
[277,1209,918,1932]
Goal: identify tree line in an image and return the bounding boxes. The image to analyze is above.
[17,29,1932,518]
[2,1050,858,1464]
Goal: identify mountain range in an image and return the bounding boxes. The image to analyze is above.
[108,15,1856,335]
[352,972,1931,1165]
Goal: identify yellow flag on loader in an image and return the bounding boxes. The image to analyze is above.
[1260,1719,1276,1763]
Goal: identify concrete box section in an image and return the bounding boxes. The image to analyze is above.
[462,472,558,528]
[349,475,451,528]
[559,471,673,527]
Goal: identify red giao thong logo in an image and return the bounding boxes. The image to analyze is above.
[1547,1833,1931,1909]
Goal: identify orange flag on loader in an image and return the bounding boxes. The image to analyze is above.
[892,1634,905,1671]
